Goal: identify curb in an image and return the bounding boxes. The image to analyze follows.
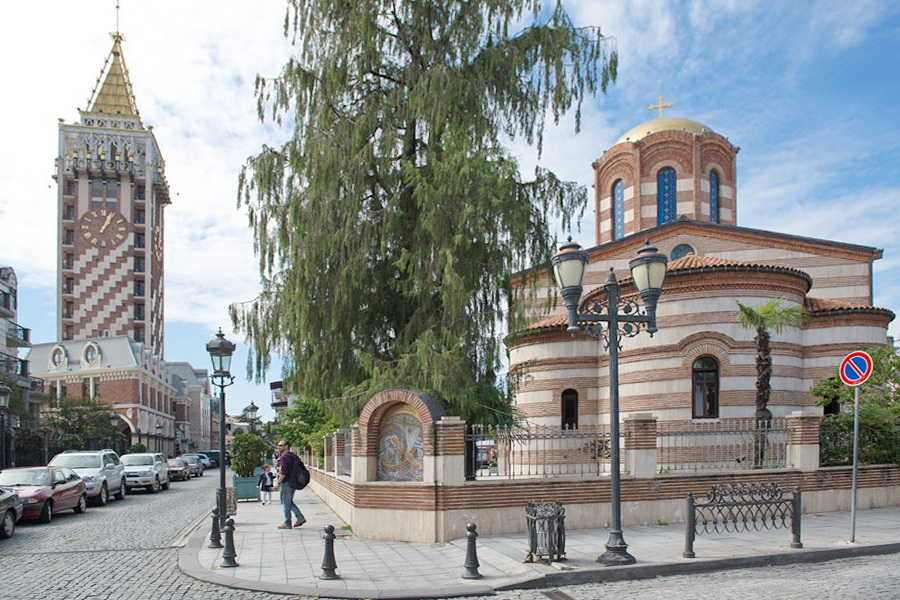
[496,542,900,591]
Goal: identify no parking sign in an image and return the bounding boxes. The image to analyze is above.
[839,351,873,387]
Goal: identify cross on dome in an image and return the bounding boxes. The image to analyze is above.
[648,95,673,118]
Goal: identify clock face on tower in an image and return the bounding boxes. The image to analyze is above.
[79,209,129,249]
[152,225,163,261]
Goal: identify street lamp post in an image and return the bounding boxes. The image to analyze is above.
[552,238,667,566]
[206,328,235,558]
[245,401,259,435]
[0,383,10,471]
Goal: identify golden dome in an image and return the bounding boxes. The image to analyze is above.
[615,117,714,145]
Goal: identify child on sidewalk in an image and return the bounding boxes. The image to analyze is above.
[257,464,275,505]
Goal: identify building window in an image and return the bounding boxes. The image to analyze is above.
[692,356,719,419]
[134,209,146,225]
[670,244,695,261]
[657,167,677,225]
[134,185,146,201]
[134,257,145,273]
[63,325,74,340]
[91,179,103,198]
[612,179,625,240]
[135,233,145,248]
[64,180,76,197]
[135,303,145,321]
[135,280,145,297]
[63,205,75,220]
[63,229,74,245]
[709,170,720,223]
[63,254,74,270]
[63,301,74,319]
[63,277,74,294]
[561,389,578,429]
[135,327,145,342]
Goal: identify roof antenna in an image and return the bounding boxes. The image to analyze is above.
[115,0,120,35]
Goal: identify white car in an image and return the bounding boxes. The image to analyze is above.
[48,449,127,505]
[182,453,212,469]
[120,453,170,493]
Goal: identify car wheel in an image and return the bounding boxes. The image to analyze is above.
[38,500,53,524]
[94,483,109,506]
[0,510,15,539]
[161,477,170,490]
[148,478,160,494]
[74,494,87,514]
[114,479,126,500]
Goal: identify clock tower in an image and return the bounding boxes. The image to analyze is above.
[55,32,169,357]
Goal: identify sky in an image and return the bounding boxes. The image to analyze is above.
[1,1,899,421]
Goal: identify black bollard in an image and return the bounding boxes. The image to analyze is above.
[320,524,340,580]
[462,522,482,579]
[208,506,223,549]
[221,518,239,568]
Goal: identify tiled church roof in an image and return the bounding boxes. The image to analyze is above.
[520,254,891,333]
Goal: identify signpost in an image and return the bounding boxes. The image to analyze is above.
[838,351,873,543]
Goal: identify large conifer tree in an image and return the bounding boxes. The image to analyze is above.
[232,0,618,421]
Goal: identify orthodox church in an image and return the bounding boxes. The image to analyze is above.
[509,103,894,426]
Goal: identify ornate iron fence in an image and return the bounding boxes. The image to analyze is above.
[684,482,802,557]
[465,423,611,479]
[658,418,787,472]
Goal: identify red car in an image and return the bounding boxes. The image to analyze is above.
[0,467,88,523]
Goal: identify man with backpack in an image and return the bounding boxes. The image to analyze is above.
[273,440,307,529]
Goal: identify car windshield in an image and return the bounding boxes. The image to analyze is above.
[168,460,185,467]
[49,455,101,469]
[0,470,52,486]
[184,456,199,463]
[121,455,154,466]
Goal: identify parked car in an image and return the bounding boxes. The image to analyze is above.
[0,485,24,539]
[181,455,204,477]
[0,467,87,523]
[199,450,222,467]
[120,453,170,493]
[182,453,212,469]
[48,449,127,505]
[166,459,190,481]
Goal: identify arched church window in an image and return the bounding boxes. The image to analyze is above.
[692,356,719,419]
[709,170,720,223]
[671,244,695,261]
[657,168,677,225]
[561,389,578,429]
[612,179,625,240]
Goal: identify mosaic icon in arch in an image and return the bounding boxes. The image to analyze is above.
[376,404,425,481]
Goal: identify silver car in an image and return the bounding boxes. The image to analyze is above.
[48,449,127,506]
[120,453,170,493]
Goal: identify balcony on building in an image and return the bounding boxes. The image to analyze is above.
[0,350,29,378]
[6,322,30,348]
[62,255,75,271]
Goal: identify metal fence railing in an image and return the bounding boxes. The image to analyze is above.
[465,423,611,479]
[658,418,787,473]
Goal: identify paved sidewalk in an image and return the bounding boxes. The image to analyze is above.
[178,488,900,599]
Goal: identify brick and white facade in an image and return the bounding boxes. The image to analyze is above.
[509,115,894,428]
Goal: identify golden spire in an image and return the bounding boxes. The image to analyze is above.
[648,96,673,118]
[85,6,140,121]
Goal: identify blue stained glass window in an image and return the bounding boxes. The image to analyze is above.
[657,168,677,225]
[612,179,625,240]
[671,244,695,260]
[709,170,720,223]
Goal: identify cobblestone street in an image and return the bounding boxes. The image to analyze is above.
[0,474,297,600]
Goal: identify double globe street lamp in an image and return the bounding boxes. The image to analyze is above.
[206,328,237,567]
[551,239,667,566]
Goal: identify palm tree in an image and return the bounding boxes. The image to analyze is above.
[736,299,807,423]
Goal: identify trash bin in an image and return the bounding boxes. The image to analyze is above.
[525,501,566,562]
